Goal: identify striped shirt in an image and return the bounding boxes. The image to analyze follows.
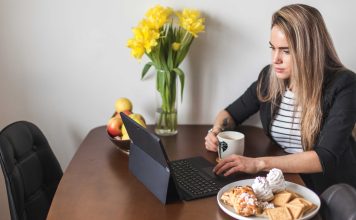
[271,90,303,153]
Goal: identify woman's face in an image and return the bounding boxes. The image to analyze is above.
[270,25,292,80]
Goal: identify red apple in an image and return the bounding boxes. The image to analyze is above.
[107,117,123,137]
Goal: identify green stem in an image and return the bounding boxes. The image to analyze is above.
[156,69,177,134]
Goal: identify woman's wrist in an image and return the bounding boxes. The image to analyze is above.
[209,126,223,135]
[255,157,267,172]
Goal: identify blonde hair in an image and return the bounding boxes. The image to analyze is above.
[257,4,344,151]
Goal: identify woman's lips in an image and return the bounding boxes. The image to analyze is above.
[274,67,284,73]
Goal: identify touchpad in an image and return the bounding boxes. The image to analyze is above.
[201,166,216,179]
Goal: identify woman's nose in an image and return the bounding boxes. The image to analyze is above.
[272,50,282,64]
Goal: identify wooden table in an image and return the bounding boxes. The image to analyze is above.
[47,125,305,220]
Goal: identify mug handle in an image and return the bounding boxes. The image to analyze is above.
[218,141,221,159]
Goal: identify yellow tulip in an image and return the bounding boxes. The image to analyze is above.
[145,5,172,30]
[127,25,160,59]
[139,26,159,53]
[127,38,145,59]
[176,9,205,37]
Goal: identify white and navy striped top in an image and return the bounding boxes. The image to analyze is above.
[270,90,303,153]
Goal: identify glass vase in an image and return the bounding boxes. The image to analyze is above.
[154,69,178,136]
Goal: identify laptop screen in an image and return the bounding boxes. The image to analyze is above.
[120,113,169,168]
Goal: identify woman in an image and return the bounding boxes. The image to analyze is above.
[205,4,356,194]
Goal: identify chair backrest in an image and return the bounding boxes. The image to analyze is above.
[320,183,356,220]
[0,121,63,220]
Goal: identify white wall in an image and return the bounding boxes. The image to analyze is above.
[0,0,355,170]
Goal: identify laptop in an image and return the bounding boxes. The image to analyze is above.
[120,112,236,204]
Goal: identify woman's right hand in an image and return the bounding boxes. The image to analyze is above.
[204,129,219,152]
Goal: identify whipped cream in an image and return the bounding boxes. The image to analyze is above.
[266,168,286,193]
[251,176,274,202]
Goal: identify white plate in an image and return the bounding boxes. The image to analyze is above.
[217,179,320,220]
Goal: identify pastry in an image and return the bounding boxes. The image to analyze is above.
[221,186,258,217]
[232,186,259,216]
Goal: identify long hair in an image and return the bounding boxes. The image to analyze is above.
[257,4,344,150]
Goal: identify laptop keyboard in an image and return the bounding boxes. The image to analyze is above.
[170,160,221,199]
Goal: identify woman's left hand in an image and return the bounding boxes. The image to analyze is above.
[213,154,262,176]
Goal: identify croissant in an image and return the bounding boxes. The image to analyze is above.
[221,186,258,217]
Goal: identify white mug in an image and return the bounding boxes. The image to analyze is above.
[217,131,245,159]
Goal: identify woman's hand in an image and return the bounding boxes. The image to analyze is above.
[205,110,236,152]
[204,130,219,152]
[213,154,263,176]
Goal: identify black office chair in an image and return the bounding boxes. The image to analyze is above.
[0,121,63,220]
[320,183,356,220]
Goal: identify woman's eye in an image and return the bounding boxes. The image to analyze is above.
[269,46,275,51]
[283,50,290,54]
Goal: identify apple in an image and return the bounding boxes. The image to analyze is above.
[132,117,146,128]
[119,117,145,141]
[121,124,127,136]
[115,97,133,113]
[129,113,146,124]
[122,133,130,140]
[107,117,123,137]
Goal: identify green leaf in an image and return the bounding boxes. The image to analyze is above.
[166,25,174,70]
[141,62,154,79]
[173,68,185,101]
[159,52,169,71]
[167,47,173,70]
[156,69,166,95]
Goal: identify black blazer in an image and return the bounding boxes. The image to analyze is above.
[226,65,356,194]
